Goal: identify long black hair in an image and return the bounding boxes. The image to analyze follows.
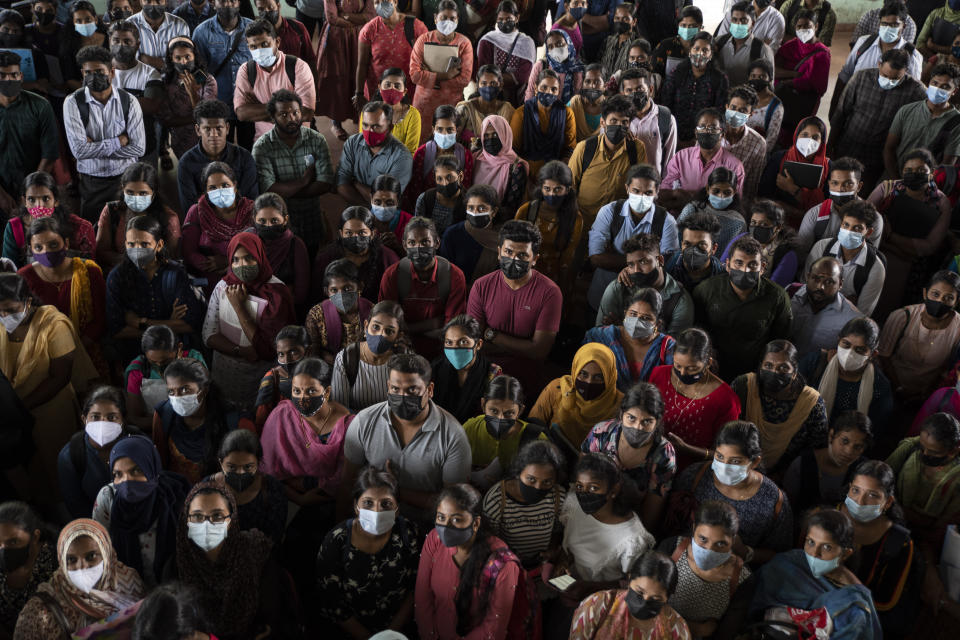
[162,358,231,476]
[60,0,105,59]
[112,215,169,304]
[117,163,171,239]
[16,171,74,240]
[160,37,209,86]
[533,161,578,252]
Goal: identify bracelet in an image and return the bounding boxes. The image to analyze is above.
[704,448,712,461]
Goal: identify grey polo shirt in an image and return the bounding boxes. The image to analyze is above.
[789,286,862,355]
[344,399,470,506]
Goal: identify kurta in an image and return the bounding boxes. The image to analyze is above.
[316,0,375,122]
[409,31,474,144]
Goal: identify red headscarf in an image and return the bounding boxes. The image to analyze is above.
[779,116,829,210]
[223,232,295,359]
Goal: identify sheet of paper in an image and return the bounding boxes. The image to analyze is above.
[423,42,460,73]
[218,294,267,347]
[549,575,576,591]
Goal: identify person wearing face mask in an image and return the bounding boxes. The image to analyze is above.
[359,70,422,157]
[510,68,577,179]
[313,0,372,140]
[305,260,372,365]
[413,155,469,237]
[692,235,793,381]
[869,148,950,319]
[720,85,766,203]
[355,1,427,113]
[918,0,960,58]
[0,502,58,637]
[171,481,287,640]
[550,0,586,55]
[840,460,924,638]
[172,0,216,33]
[92,435,190,588]
[879,270,960,405]
[714,3,775,88]
[742,58,782,155]
[440,184,503,283]
[25,0,62,62]
[14,519,144,639]
[409,0,473,144]
[472,114,528,216]
[203,231,296,412]
[96,162,181,268]
[658,501,748,638]
[315,467,420,638]
[788,257,861,355]
[406,105,474,213]
[431,316,503,426]
[618,68,675,175]
[598,4,637,77]
[245,193,309,308]
[313,206,400,302]
[588,288,679,391]
[922,31,960,95]
[550,453,654,634]
[785,411,873,514]
[255,0,315,66]
[582,383,677,527]
[58,1,107,92]
[731,340,828,474]
[672,421,793,564]
[721,199,799,287]
[759,116,830,218]
[366,173,413,255]
[157,38,219,159]
[570,551,689,640]
[666,212,726,293]
[57,387,144,519]
[338,101,415,206]
[750,509,880,637]
[676,167,746,256]
[124,325,207,429]
[772,10,831,145]
[127,0,189,71]
[253,324,309,427]
[530,342,623,458]
[779,0,837,46]
[658,35,730,147]
[456,65,516,146]
[651,5,704,77]
[156,358,255,484]
[476,1,535,106]
[515,161,583,285]
[525,30,583,106]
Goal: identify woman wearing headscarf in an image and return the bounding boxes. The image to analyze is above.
[92,435,190,588]
[759,116,830,218]
[248,193,310,310]
[477,0,537,105]
[202,232,296,412]
[472,114,529,217]
[529,342,623,460]
[170,480,284,640]
[13,519,144,639]
[525,30,584,105]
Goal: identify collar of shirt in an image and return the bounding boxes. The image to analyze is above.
[828,240,868,266]
[84,86,119,106]
[697,146,728,172]
[796,285,843,313]
[620,201,657,230]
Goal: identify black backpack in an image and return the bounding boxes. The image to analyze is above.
[72,87,132,128]
[826,239,887,297]
[396,256,451,302]
[715,33,765,64]
[577,135,639,191]
[245,54,299,88]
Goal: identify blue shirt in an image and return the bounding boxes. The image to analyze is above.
[336,133,413,192]
[172,1,216,34]
[192,15,253,110]
[588,200,679,257]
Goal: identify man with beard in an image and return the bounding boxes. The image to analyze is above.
[790,257,861,355]
[251,89,332,254]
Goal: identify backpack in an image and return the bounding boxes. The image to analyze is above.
[826,239,886,297]
[812,199,833,241]
[716,33,764,64]
[855,34,915,67]
[671,537,743,598]
[928,113,960,163]
[72,87,132,129]
[577,135,638,191]
[403,15,417,47]
[396,256,452,302]
[245,54,299,88]
[320,297,374,354]
[655,105,673,160]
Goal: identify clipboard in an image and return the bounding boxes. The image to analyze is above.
[783,161,824,190]
[423,42,460,73]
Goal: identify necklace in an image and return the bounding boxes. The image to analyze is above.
[297,404,332,448]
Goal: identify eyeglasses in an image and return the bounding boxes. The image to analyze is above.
[187,513,230,524]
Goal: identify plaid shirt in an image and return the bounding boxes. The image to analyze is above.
[658,61,729,141]
[723,125,767,202]
[831,68,927,173]
[852,8,918,46]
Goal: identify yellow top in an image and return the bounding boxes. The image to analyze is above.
[568,132,647,223]
[359,104,422,155]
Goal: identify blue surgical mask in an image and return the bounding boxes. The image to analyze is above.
[678,25,698,40]
[805,552,841,578]
[371,204,397,222]
[75,22,97,36]
[837,228,863,250]
[433,131,457,150]
[208,187,236,209]
[444,347,474,370]
[729,22,750,39]
[568,6,586,20]
[708,194,734,209]
[844,496,885,523]
[711,458,749,486]
[878,25,900,43]
[250,46,276,67]
[691,541,732,571]
[928,84,952,105]
[877,75,902,90]
[725,108,748,128]
[124,193,153,213]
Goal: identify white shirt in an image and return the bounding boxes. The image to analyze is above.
[840,34,923,84]
[113,61,161,94]
[128,11,190,58]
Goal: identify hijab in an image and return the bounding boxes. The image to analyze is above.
[480,22,537,64]
[107,435,190,578]
[779,116,829,210]
[544,30,584,102]
[39,519,143,623]
[555,343,623,442]
[473,115,526,199]
[175,480,273,639]
[248,224,295,277]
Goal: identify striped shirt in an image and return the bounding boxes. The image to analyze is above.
[128,11,190,58]
[330,348,390,412]
[63,87,145,178]
[482,483,566,566]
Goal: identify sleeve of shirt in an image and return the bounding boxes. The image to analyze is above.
[104,270,125,336]
[567,138,586,188]
[857,258,885,316]
[733,159,746,198]
[233,60,253,111]
[252,140,277,193]
[466,279,487,326]
[342,405,367,466]
[662,113,678,171]
[442,425,471,485]
[661,152,682,189]
[408,33,437,93]
[885,437,918,474]
[595,283,618,326]
[175,267,205,332]
[587,202,614,256]
[237,149,260,200]
[392,145,414,192]
[178,161,198,215]
[336,139,357,186]
[400,107,422,154]
[294,58,316,109]
[536,280,563,333]
[524,60,542,102]
[660,213,679,253]
[917,10,938,47]
[445,264,467,320]
[118,97,146,158]
[415,533,440,640]
[465,560,519,640]
[564,106,577,152]
[62,94,121,160]
[37,98,59,160]
[763,489,793,551]
[665,289,694,334]
[201,281,222,345]
[770,284,793,339]
[908,49,923,80]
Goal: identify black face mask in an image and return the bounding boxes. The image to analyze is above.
[626,589,664,620]
[925,298,951,318]
[224,471,256,492]
[697,132,721,150]
[0,80,22,98]
[920,451,953,467]
[484,415,515,440]
[605,124,625,145]
[831,193,856,207]
[174,61,196,74]
[263,9,279,22]
[255,223,285,241]
[901,171,929,191]
[629,268,659,288]
[631,91,649,112]
[611,21,630,34]
[499,256,530,280]
[682,246,710,270]
[143,4,165,20]
[83,72,112,93]
[217,6,239,22]
[748,78,768,93]
[575,378,605,401]
[581,88,602,103]
[111,44,138,65]
[750,225,775,244]
[518,480,551,503]
[0,34,22,47]
[575,490,608,514]
[437,181,461,198]
[342,235,371,254]
[407,246,436,270]
[279,357,301,376]
[35,10,56,25]
[758,369,793,394]
[622,425,653,448]
[110,8,132,21]
[674,367,703,385]
[496,19,516,33]
[467,213,491,228]
[0,544,30,573]
[388,393,424,421]
[483,137,502,155]
[728,267,759,290]
[543,193,564,208]
[295,394,325,417]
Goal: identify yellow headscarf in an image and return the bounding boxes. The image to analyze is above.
[555,343,623,445]
[69,257,101,332]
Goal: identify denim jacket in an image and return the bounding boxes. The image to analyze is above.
[192,15,253,110]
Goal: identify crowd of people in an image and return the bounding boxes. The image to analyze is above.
[2,0,960,637]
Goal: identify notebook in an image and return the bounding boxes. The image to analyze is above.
[783,161,824,190]
[423,42,460,73]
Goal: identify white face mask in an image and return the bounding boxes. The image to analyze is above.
[68,563,104,593]
[795,28,815,43]
[837,346,869,372]
[795,137,820,157]
[0,305,27,334]
[169,393,202,417]
[85,421,123,447]
[627,193,654,213]
[548,46,569,63]
[711,458,749,486]
[436,18,457,35]
[357,508,397,535]
[187,521,229,552]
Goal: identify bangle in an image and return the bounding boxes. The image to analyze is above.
[704,448,712,461]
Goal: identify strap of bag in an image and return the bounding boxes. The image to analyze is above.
[855,34,878,64]
[403,16,416,47]
[344,341,361,387]
[656,105,671,157]
[852,244,877,295]
[34,592,72,640]
[525,198,540,222]
[670,536,691,562]
[212,29,244,78]
[321,298,343,352]
[813,199,832,239]
[10,216,24,248]
[579,136,600,189]
[609,199,626,244]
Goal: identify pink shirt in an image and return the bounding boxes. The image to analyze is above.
[233,50,317,141]
[662,146,746,197]
[415,529,520,640]
[467,269,562,339]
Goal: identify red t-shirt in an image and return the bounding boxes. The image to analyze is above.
[467,269,562,339]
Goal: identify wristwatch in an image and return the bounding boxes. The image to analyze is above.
[484,328,497,342]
